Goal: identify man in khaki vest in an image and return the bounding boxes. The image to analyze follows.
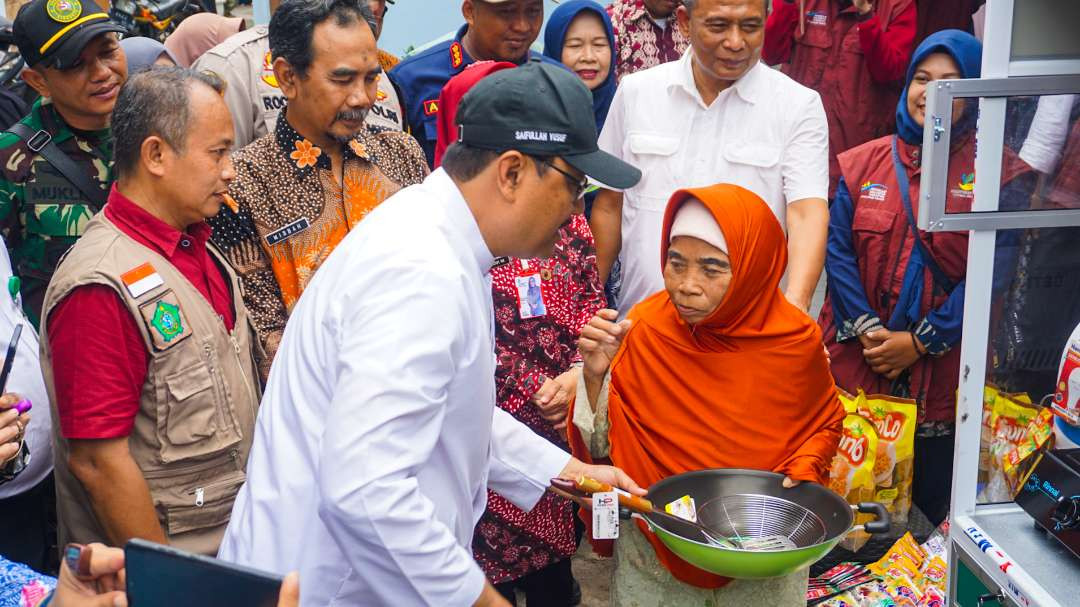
[40,67,260,556]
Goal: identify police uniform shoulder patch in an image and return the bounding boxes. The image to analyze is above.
[138,290,193,351]
[46,0,82,23]
[449,42,465,69]
[261,50,279,88]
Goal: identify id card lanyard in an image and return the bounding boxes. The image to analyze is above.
[514,259,547,320]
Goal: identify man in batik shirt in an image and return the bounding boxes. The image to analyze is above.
[209,0,427,377]
[607,0,689,82]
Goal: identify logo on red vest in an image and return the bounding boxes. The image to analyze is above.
[860,181,888,201]
[806,11,827,26]
[449,42,465,69]
[951,172,975,199]
[423,99,440,116]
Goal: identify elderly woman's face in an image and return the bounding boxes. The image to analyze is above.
[664,235,732,325]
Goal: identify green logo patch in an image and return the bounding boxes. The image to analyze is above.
[150,300,184,342]
[46,0,82,23]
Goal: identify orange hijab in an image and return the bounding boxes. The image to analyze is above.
[569,184,844,588]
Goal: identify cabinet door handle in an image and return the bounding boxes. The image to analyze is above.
[977,593,1004,606]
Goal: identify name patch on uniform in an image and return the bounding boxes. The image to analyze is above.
[515,130,567,143]
[121,263,164,298]
[265,217,311,246]
[449,42,465,69]
[262,94,287,111]
[423,99,440,116]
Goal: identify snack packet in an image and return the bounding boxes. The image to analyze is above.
[1004,406,1054,473]
[979,392,1039,502]
[980,385,1000,483]
[831,408,880,552]
[819,591,862,607]
[858,392,917,526]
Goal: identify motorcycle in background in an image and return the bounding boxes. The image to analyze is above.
[109,0,206,43]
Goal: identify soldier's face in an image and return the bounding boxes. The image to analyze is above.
[26,34,127,129]
[463,0,543,62]
[277,17,380,145]
[163,84,236,226]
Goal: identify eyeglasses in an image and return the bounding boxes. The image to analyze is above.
[540,159,589,200]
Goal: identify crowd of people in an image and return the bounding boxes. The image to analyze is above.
[3,0,1075,605]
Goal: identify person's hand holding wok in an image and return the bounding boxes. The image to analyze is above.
[557,457,647,498]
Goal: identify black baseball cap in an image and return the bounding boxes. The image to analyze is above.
[456,60,641,190]
[14,0,126,69]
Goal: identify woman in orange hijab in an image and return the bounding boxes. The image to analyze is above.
[569,183,844,605]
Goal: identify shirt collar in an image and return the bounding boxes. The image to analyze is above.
[453,23,537,70]
[105,185,212,258]
[671,51,764,107]
[36,98,110,148]
[274,110,372,177]
[429,168,494,275]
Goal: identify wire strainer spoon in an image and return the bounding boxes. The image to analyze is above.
[693,493,828,551]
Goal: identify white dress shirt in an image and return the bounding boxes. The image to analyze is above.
[218,169,572,606]
[1019,94,1077,175]
[0,240,52,500]
[598,52,828,315]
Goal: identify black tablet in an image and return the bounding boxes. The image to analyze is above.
[125,538,283,607]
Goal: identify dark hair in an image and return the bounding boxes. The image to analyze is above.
[441,143,550,182]
[269,0,377,77]
[111,67,225,179]
[683,0,765,14]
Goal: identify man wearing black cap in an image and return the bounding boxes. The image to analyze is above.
[219,60,642,606]
[0,0,127,327]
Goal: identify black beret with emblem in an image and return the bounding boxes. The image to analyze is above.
[13,0,126,69]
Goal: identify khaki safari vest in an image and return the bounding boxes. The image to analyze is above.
[40,213,262,556]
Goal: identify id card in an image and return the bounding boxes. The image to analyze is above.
[514,260,547,319]
[592,491,619,539]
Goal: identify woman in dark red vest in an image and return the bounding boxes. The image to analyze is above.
[818,30,1035,525]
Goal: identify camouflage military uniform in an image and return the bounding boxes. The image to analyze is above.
[0,98,113,327]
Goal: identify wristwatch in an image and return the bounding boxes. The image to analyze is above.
[0,439,30,484]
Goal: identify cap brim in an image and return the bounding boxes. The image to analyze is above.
[48,20,127,69]
[563,149,642,191]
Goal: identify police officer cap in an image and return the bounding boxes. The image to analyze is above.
[456,60,641,190]
[14,0,126,69]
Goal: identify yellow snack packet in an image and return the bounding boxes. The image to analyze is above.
[830,410,879,552]
[858,392,917,526]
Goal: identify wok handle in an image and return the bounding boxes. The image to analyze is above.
[574,477,656,514]
[854,502,892,535]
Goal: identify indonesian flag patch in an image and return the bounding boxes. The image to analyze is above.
[121,263,164,298]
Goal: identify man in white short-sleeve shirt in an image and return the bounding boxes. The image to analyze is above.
[591,0,830,316]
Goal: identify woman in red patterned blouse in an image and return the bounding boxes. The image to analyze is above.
[433,62,607,604]
[473,213,606,601]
